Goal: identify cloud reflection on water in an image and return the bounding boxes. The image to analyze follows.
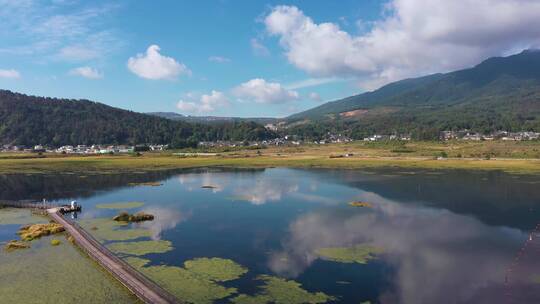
[269,191,534,304]
[139,207,185,240]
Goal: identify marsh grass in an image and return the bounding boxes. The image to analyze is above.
[95,202,145,209]
[0,141,538,175]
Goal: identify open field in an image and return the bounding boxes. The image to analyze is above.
[0,141,539,174]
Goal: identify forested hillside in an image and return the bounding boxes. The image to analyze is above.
[287,50,540,139]
[0,90,275,147]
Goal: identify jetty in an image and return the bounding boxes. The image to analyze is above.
[47,208,181,304]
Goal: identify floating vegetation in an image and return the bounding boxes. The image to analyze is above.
[231,275,335,304]
[139,264,237,304]
[50,239,61,246]
[124,256,248,304]
[315,245,383,264]
[80,218,152,242]
[17,223,65,241]
[183,257,248,282]
[349,201,373,208]
[124,256,151,268]
[4,240,30,252]
[0,208,48,226]
[95,202,145,209]
[113,211,154,222]
[128,182,163,187]
[0,236,135,303]
[107,240,173,256]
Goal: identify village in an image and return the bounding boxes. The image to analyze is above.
[1,130,538,154]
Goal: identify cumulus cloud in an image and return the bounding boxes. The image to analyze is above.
[208,56,231,63]
[69,66,103,79]
[128,45,190,80]
[233,78,299,104]
[176,90,229,114]
[251,38,270,56]
[264,2,540,89]
[0,69,21,79]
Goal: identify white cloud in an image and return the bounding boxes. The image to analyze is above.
[285,77,344,90]
[308,92,321,102]
[0,3,120,61]
[264,2,540,89]
[208,56,231,63]
[250,38,270,56]
[0,69,20,79]
[176,90,229,114]
[69,66,103,79]
[128,45,190,80]
[233,78,299,104]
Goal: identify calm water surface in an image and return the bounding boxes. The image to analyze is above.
[2,168,540,304]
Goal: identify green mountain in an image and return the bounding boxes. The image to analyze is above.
[287,50,540,139]
[0,90,275,147]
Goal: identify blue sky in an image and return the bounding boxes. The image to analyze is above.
[1,0,539,117]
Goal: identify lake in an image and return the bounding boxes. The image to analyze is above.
[1,167,540,304]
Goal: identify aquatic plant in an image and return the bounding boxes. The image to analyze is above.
[128,182,163,187]
[140,265,237,304]
[0,208,48,226]
[96,202,145,209]
[0,236,135,303]
[124,256,151,268]
[113,211,154,222]
[80,218,152,242]
[349,201,372,208]
[315,245,383,264]
[17,223,65,241]
[107,240,173,256]
[50,239,61,246]
[183,257,248,282]
[4,240,30,252]
[124,256,248,304]
[231,275,335,304]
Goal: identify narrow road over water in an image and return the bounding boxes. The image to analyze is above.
[48,209,181,304]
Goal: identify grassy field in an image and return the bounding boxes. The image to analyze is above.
[0,141,539,175]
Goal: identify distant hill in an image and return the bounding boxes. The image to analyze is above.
[0,90,276,147]
[149,112,277,125]
[287,50,540,139]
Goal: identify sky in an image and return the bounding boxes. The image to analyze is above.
[1,0,540,118]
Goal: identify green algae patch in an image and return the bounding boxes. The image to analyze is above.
[17,223,65,241]
[113,211,154,223]
[95,201,145,209]
[0,236,136,303]
[107,240,173,256]
[79,218,151,241]
[183,257,248,282]
[4,240,30,252]
[231,275,335,304]
[140,265,237,304]
[0,208,48,226]
[50,239,61,246]
[124,256,151,269]
[124,257,248,304]
[315,245,383,264]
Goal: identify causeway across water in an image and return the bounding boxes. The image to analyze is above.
[48,208,181,304]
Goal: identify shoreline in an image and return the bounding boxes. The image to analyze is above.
[0,153,538,175]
